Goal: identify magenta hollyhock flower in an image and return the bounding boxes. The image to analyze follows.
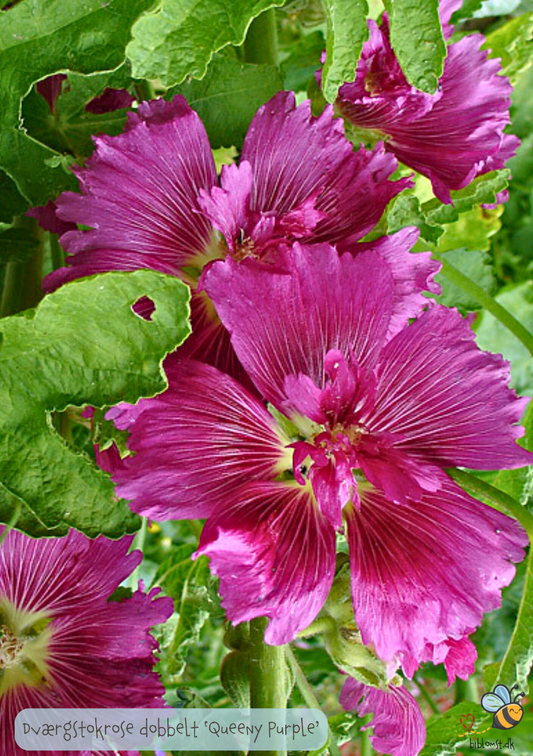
[340,677,425,756]
[108,243,530,679]
[330,3,519,203]
[0,527,173,756]
[42,91,413,374]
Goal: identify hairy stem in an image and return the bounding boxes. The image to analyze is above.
[436,254,533,358]
[447,468,533,538]
[243,9,278,65]
[248,617,287,756]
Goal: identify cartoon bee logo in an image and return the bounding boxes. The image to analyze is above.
[481,684,525,730]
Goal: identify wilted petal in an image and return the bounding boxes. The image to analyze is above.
[196,481,336,644]
[44,96,218,291]
[366,305,533,471]
[112,359,288,521]
[340,678,425,756]
[203,244,394,414]
[344,477,527,673]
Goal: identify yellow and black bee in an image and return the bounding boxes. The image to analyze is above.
[481,684,525,730]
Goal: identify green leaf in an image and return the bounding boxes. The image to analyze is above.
[434,249,497,312]
[432,206,503,254]
[475,282,533,395]
[22,65,133,157]
[280,30,325,92]
[385,0,446,93]
[0,171,28,224]
[450,0,484,21]
[170,55,283,149]
[126,0,287,87]
[321,0,369,103]
[483,14,533,85]
[424,170,512,225]
[489,402,533,505]
[168,556,222,678]
[0,270,191,538]
[387,194,444,243]
[419,701,490,756]
[91,407,131,458]
[484,545,533,693]
[0,0,152,208]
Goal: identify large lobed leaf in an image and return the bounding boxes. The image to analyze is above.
[0,270,191,538]
[384,0,446,93]
[126,0,288,87]
[321,0,369,103]
[0,0,152,215]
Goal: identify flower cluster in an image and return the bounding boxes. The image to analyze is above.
[14,4,530,755]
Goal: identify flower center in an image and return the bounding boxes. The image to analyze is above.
[0,626,24,668]
[0,599,53,696]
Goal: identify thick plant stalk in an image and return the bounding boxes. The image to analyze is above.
[248,617,287,756]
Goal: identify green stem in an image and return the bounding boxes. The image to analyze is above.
[133,80,155,102]
[243,9,278,65]
[447,468,533,538]
[361,728,374,756]
[285,646,341,756]
[413,674,439,715]
[436,254,533,358]
[248,617,287,756]
[0,216,44,317]
[454,676,478,705]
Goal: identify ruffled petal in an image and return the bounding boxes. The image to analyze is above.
[203,243,394,414]
[240,91,410,246]
[344,477,527,673]
[0,529,139,613]
[44,96,217,290]
[384,35,518,203]
[348,227,441,339]
[337,21,517,203]
[340,679,425,756]
[366,305,533,471]
[196,481,336,644]
[112,359,288,520]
